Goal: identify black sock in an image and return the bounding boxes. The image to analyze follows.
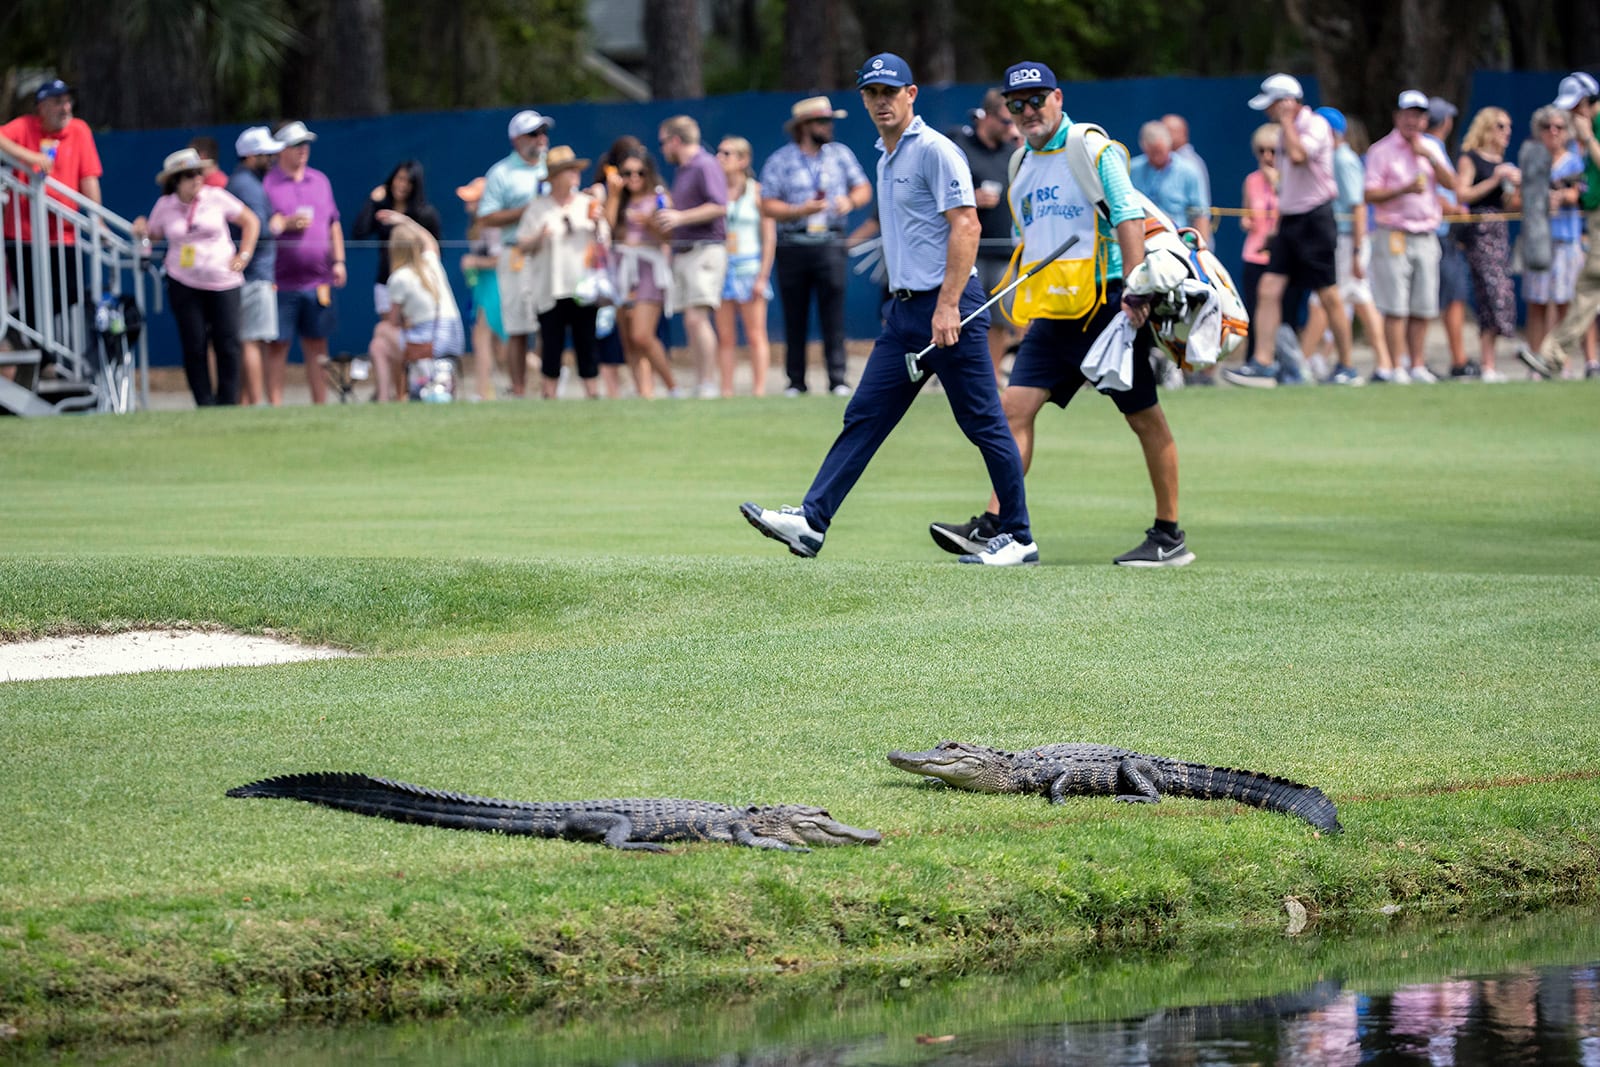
[1154,518,1179,538]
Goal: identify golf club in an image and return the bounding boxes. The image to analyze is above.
[904,233,1081,381]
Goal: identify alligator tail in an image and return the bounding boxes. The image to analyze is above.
[227,772,545,835]
[1162,763,1342,833]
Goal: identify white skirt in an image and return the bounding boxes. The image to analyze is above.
[403,314,466,357]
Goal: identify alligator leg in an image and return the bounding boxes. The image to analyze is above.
[730,822,811,852]
[554,812,670,852]
[1112,758,1163,804]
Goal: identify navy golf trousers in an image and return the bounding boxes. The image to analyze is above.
[800,276,1031,542]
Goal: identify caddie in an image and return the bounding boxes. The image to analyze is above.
[928,61,1194,568]
[741,52,1036,566]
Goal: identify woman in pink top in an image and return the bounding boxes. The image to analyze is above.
[604,147,678,397]
[1239,124,1281,366]
[132,148,259,406]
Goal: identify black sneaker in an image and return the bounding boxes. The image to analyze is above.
[929,512,999,555]
[1113,527,1196,568]
[1449,361,1482,380]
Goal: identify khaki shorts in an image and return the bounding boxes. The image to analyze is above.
[1369,229,1441,319]
[238,279,279,342]
[1334,233,1374,308]
[672,242,727,310]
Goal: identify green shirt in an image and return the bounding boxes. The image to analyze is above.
[1583,112,1600,212]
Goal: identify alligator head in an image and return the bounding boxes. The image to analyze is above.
[748,805,882,847]
[886,740,1018,792]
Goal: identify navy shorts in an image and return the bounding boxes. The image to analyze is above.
[1438,235,1471,306]
[1008,290,1159,416]
[276,287,337,342]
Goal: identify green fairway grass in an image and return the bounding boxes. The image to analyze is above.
[2,382,1598,1040]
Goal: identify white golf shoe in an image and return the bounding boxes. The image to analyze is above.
[957,532,1039,566]
[740,502,824,558]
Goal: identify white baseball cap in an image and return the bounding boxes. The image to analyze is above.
[1249,73,1304,111]
[1396,89,1430,112]
[273,120,317,147]
[234,126,284,157]
[507,110,553,140]
[1553,72,1600,110]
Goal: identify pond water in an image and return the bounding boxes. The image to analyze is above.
[19,907,1600,1065]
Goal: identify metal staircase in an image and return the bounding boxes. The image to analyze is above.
[2,142,153,415]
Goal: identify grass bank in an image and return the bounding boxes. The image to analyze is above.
[2,383,1598,1042]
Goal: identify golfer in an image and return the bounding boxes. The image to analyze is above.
[742,52,1036,566]
[928,61,1194,568]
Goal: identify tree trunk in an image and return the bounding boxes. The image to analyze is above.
[911,0,956,86]
[280,0,389,118]
[1284,0,1495,144]
[781,0,838,92]
[644,0,703,100]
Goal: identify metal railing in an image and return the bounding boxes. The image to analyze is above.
[2,142,154,415]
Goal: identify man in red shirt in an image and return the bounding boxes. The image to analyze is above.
[1,79,104,352]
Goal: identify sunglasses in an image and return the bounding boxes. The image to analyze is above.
[714,148,742,157]
[619,168,645,177]
[1256,147,1276,156]
[1005,93,1051,115]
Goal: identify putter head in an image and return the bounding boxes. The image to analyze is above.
[905,351,925,382]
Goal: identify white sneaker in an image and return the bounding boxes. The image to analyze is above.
[698,382,720,399]
[1480,367,1509,383]
[783,386,803,398]
[1392,365,1412,384]
[829,383,852,397]
[1409,364,1439,383]
[957,532,1039,566]
[740,502,823,558]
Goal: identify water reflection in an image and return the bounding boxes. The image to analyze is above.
[16,910,1600,1065]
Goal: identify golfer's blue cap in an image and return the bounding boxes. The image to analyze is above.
[35,79,72,103]
[1314,106,1347,135]
[857,53,913,89]
[1001,62,1058,93]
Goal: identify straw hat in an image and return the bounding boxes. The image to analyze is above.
[544,145,590,176]
[785,96,847,131]
[154,148,215,185]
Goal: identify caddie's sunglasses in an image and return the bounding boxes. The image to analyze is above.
[1005,93,1051,115]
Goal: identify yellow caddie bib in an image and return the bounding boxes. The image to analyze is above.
[1004,147,1101,323]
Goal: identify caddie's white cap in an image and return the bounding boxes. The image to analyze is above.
[234,126,284,157]
[1249,73,1304,111]
[1553,72,1600,110]
[508,110,553,140]
[1396,89,1430,111]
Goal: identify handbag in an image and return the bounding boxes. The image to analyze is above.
[573,241,617,307]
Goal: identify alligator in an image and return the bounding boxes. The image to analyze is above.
[227,772,883,852]
[886,741,1341,832]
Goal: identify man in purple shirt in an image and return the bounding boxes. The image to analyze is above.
[655,115,728,397]
[262,119,345,405]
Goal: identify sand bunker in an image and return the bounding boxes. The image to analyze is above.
[0,628,352,682]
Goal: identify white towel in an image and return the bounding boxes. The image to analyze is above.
[1082,310,1136,392]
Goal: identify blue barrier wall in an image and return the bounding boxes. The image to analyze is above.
[93,70,1567,368]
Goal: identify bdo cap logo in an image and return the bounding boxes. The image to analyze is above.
[1010,67,1043,86]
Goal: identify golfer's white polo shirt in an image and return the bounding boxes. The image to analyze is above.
[875,116,975,292]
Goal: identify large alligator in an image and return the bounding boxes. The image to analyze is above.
[886,741,1341,832]
[227,772,882,852]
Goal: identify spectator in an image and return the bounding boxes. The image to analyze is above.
[655,115,729,398]
[1224,74,1360,387]
[455,177,503,402]
[1303,108,1399,381]
[0,79,102,357]
[605,145,678,398]
[1236,123,1280,371]
[226,125,283,405]
[262,120,343,405]
[1521,107,1591,373]
[758,96,873,396]
[375,213,465,400]
[1130,119,1210,242]
[130,148,258,407]
[352,160,442,329]
[1363,91,1456,386]
[515,145,606,399]
[588,137,644,398]
[1454,106,1525,382]
[1426,97,1476,378]
[714,136,775,397]
[1538,72,1600,378]
[951,89,1021,384]
[477,109,552,397]
[188,135,230,189]
[1162,113,1211,207]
